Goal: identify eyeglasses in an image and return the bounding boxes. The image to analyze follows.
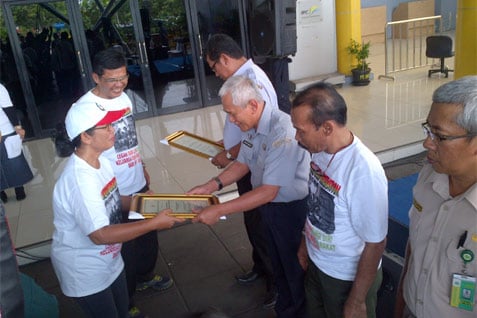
[421,121,476,142]
[101,74,129,83]
[93,124,113,130]
[210,60,218,72]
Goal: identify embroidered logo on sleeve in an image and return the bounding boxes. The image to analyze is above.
[272,138,292,148]
[412,198,422,212]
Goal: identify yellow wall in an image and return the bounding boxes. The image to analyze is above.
[454,0,477,78]
[336,0,362,75]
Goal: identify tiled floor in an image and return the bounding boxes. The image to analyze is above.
[4,41,454,317]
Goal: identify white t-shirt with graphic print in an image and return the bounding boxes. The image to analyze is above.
[304,136,388,281]
[52,154,124,297]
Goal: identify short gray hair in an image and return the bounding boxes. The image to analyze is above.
[432,76,477,134]
[218,76,264,108]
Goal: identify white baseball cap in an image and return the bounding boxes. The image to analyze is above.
[65,101,125,140]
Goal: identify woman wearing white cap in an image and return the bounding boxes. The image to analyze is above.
[51,101,184,318]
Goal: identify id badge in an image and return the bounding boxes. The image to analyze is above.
[450,273,476,311]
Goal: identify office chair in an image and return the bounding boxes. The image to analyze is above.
[426,35,454,78]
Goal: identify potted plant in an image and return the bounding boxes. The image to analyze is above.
[346,39,371,86]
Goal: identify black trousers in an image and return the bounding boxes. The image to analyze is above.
[121,185,159,308]
[260,197,307,318]
[236,172,275,291]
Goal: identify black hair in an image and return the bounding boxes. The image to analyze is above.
[92,47,127,76]
[53,122,94,157]
[204,33,244,61]
[292,82,347,127]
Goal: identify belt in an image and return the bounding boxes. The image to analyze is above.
[1,131,16,139]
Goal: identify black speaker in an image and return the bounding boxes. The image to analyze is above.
[248,0,297,57]
[377,251,405,318]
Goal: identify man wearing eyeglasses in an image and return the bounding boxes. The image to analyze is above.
[72,47,172,318]
[394,76,477,318]
[204,33,278,307]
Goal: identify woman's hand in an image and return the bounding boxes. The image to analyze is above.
[14,125,25,140]
[151,209,186,229]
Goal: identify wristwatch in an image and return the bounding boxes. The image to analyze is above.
[225,151,235,160]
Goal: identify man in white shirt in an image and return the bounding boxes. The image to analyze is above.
[291,83,387,318]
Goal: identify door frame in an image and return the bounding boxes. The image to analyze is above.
[128,0,155,119]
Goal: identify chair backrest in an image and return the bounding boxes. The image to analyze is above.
[426,35,453,58]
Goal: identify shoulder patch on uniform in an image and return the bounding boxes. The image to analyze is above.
[413,197,422,212]
[471,233,477,243]
[272,138,292,148]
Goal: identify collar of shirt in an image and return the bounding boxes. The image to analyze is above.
[427,167,477,211]
[256,100,273,137]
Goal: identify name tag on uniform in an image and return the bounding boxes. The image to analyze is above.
[450,273,475,311]
[242,140,253,148]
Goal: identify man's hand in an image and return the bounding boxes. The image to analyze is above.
[343,297,367,318]
[192,205,221,225]
[211,150,232,169]
[344,239,386,318]
[187,179,217,195]
[297,236,309,271]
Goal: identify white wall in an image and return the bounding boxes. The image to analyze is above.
[289,0,337,81]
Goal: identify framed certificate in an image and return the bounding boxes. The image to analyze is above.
[164,130,224,159]
[131,194,219,218]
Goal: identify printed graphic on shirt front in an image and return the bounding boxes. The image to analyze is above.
[112,108,142,168]
[308,161,341,234]
[101,177,122,225]
[113,109,137,152]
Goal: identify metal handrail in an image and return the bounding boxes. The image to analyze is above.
[379,15,442,80]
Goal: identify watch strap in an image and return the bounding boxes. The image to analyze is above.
[213,176,224,191]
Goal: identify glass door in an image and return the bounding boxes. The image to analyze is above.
[143,0,249,112]
[187,0,249,107]
[0,0,249,138]
[1,0,91,138]
[135,0,202,115]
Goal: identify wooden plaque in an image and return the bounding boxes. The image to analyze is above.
[131,194,219,218]
[164,130,224,159]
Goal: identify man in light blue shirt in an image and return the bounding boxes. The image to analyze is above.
[189,76,309,318]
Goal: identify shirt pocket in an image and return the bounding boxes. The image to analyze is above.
[445,236,467,274]
[240,140,254,163]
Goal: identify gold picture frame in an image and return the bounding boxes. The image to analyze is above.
[164,130,224,159]
[131,194,220,218]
